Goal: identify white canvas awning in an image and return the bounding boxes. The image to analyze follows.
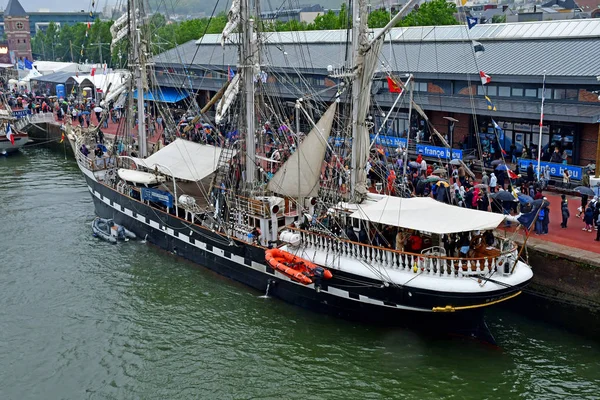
[349,195,505,235]
[130,139,232,182]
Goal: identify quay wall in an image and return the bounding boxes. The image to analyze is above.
[504,246,600,339]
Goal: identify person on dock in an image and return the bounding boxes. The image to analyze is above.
[583,205,594,232]
[535,206,545,235]
[489,173,497,192]
[527,162,535,183]
[542,201,550,234]
[560,194,570,228]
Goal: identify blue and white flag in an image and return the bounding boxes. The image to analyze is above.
[24,58,33,69]
[467,17,478,30]
[492,119,504,141]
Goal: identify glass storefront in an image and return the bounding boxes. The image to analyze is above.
[476,118,578,163]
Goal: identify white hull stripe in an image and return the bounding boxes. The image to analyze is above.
[88,185,430,312]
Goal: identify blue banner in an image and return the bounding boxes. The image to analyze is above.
[331,134,463,160]
[12,109,31,119]
[517,158,583,180]
[141,188,174,208]
[416,144,463,160]
[370,134,407,148]
[329,136,350,147]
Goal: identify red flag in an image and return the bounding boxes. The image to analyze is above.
[508,169,518,179]
[479,70,491,85]
[386,76,402,94]
[87,22,91,29]
[90,68,96,76]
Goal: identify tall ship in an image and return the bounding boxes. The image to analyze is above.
[70,0,534,342]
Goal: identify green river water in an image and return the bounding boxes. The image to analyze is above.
[1,148,599,400]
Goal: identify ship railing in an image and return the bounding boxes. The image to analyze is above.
[74,147,116,172]
[212,186,271,218]
[287,227,519,278]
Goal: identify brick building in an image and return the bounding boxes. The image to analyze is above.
[4,0,32,62]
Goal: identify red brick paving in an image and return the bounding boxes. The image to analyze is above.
[501,191,600,255]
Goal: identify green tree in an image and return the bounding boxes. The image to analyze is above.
[368,8,391,28]
[399,0,458,27]
[310,10,340,30]
[492,15,506,23]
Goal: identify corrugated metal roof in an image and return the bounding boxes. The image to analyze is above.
[197,19,600,46]
[158,32,600,78]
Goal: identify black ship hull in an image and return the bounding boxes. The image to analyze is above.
[83,175,528,343]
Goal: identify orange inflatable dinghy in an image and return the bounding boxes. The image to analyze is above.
[265,248,333,285]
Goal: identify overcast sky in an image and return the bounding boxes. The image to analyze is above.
[1,0,115,13]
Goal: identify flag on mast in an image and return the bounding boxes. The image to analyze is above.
[492,119,504,141]
[5,123,14,145]
[484,95,496,111]
[472,40,485,57]
[386,76,403,94]
[467,17,478,29]
[479,70,491,85]
[539,74,546,127]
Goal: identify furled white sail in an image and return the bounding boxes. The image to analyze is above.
[111,10,138,50]
[221,0,240,47]
[215,73,240,124]
[267,102,337,198]
[352,38,383,195]
[110,12,129,36]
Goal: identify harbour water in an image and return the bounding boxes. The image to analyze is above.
[1,148,599,399]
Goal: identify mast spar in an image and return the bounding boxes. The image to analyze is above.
[241,0,256,185]
[349,0,419,199]
[130,0,148,157]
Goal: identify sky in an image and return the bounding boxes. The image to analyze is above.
[0,0,116,13]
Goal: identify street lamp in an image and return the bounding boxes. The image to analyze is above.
[443,116,459,149]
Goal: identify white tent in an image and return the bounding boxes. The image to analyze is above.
[130,139,233,182]
[79,71,129,94]
[349,195,506,235]
[33,61,91,75]
[19,67,42,83]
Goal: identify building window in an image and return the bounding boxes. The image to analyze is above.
[415,82,427,92]
[553,89,566,100]
[476,85,497,96]
[565,89,578,100]
[511,88,523,97]
[525,88,537,97]
[538,88,545,99]
[498,86,511,97]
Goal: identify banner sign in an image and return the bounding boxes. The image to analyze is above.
[416,144,463,160]
[517,158,583,180]
[141,188,174,208]
[370,134,407,148]
[12,109,31,119]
